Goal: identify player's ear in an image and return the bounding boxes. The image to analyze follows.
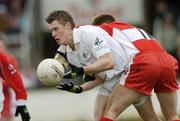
[65,22,72,30]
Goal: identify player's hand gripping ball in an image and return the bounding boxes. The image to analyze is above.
[37,58,64,86]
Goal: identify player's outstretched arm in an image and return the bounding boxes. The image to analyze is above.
[80,75,104,91]
[57,75,104,93]
[54,53,71,75]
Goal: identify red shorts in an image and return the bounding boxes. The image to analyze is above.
[120,51,179,96]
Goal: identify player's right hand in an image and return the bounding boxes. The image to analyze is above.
[57,82,83,93]
[15,105,31,121]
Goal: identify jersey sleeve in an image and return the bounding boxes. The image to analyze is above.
[80,26,111,59]
[0,52,27,104]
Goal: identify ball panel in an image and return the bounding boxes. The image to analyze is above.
[37,58,64,86]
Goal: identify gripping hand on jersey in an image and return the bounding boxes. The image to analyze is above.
[63,63,84,79]
[15,105,31,121]
[57,82,83,94]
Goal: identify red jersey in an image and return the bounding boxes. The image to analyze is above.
[99,22,164,52]
[99,22,179,95]
[0,51,27,100]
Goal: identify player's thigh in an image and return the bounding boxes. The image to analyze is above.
[156,92,178,115]
[94,94,109,121]
[135,97,159,121]
[104,84,143,119]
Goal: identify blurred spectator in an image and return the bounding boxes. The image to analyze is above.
[177,35,180,63]
[160,13,178,58]
[0,0,26,33]
[0,0,9,31]
[153,0,179,61]
[153,0,168,43]
[153,0,180,77]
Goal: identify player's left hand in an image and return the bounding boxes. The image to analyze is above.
[57,82,83,93]
[82,74,95,82]
[15,105,31,121]
[64,63,84,79]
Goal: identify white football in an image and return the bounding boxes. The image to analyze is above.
[37,58,64,86]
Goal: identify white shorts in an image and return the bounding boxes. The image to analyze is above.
[98,76,120,96]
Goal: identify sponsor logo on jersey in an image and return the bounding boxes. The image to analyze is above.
[95,37,103,46]
[83,52,88,59]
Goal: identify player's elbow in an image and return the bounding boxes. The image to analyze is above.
[106,60,115,70]
[104,54,115,70]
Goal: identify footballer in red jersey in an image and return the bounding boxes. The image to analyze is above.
[0,33,30,121]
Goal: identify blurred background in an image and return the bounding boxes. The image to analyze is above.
[0,0,180,121]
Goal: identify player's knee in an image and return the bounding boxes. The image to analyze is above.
[133,95,148,107]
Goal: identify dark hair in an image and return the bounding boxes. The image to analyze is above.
[92,14,116,25]
[46,10,75,29]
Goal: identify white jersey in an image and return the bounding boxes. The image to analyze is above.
[57,25,139,81]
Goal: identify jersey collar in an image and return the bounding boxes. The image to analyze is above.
[73,28,80,44]
[66,28,80,52]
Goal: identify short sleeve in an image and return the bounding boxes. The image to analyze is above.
[80,26,111,59]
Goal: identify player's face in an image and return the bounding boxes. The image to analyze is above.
[48,20,71,45]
